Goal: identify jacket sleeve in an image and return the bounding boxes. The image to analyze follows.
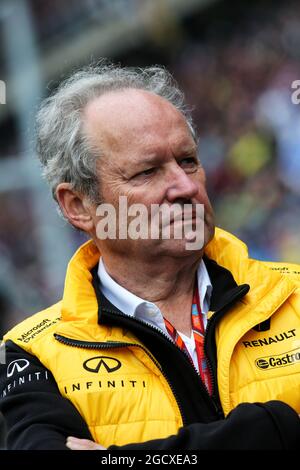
[0,340,93,450]
[108,401,300,450]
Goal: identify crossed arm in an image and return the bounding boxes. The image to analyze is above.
[1,341,300,450]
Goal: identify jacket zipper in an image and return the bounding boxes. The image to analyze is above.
[54,285,249,424]
[204,316,223,412]
[203,284,250,412]
[54,332,190,425]
[101,308,222,417]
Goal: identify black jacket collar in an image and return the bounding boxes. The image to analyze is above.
[92,256,250,323]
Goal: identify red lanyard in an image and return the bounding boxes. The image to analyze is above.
[164,283,213,395]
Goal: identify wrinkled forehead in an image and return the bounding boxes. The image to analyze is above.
[82,88,193,155]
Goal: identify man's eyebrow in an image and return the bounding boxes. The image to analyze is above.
[173,146,198,159]
[138,146,198,164]
[130,153,164,167]
[178,145,197,154]
[125,144,199,172]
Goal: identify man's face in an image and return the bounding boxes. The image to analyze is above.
[83,89,215,259]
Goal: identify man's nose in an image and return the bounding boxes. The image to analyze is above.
[165,166,199,202]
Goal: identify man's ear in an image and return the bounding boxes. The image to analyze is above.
[55,183,95,233]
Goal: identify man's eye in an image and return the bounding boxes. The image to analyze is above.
[134,168,155,178]
[180,157,198,168]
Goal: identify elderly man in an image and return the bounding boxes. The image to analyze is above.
[0,63,300,450]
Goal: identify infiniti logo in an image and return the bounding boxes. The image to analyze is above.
[83,356,122,373]
[7,359,30,377]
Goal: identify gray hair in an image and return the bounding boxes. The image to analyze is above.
[36,61,196,205]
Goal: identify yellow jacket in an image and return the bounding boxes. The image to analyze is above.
[2,228,300,449]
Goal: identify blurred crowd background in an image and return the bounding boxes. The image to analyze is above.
[0,0,300,337]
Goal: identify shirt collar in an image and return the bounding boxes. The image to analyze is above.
[197,258,213,313]
[98,257,213,320]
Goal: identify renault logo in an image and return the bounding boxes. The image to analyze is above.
[7,359,30,377]
[83,356,121,373]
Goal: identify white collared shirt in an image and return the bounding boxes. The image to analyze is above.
[98,259,213,373]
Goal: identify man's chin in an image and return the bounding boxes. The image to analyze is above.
[151,238,205,258]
